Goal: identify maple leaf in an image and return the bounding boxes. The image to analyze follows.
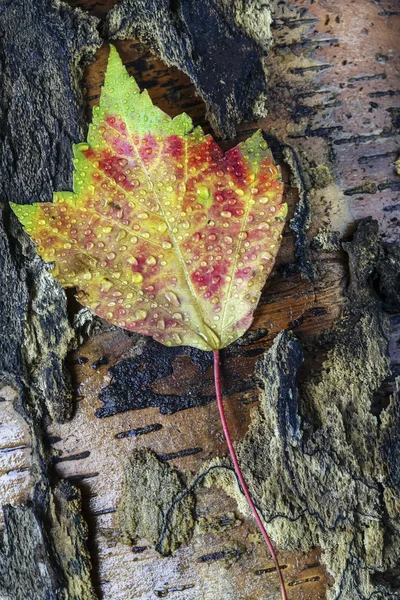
[11,46,285,352]
[11,46,290,598]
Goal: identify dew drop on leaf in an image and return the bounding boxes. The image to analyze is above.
[135,309,147,320]
[165,291,180,307]
[157,318,166,330]
[132,272,144,284]
[258,222,270,230]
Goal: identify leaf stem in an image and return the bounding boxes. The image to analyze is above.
[213,350,288,600]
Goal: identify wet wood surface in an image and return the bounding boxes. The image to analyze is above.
[1,1,399,598]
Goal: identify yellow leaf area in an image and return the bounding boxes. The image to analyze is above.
[11,46,286,351]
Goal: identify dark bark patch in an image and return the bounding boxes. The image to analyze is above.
[105,0,273,138]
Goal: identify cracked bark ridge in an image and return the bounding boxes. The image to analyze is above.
[281,140,313,279]
[1,213,75,423]
[0,1,101,598]
[0,0,101,205]
[223,219,400,599]
[105,0,273,138]
[0,0,101,420]
[0,483,95,600]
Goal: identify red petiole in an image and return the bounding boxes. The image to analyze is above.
[213,350,288,600]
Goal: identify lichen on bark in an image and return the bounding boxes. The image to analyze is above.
[118,448,195,556]
[208,219,400,599]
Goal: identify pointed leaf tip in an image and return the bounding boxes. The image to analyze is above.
[11,47,286,351]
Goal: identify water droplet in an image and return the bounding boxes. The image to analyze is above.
[195,184,209,201]
[212,296,219,304]
[221,211,232,218]
[138,212,149,220]
[212,276,220,285]
[244,173,255,184]
[165,290,180,306]
[261,252,273,261]
[107,252,116,260]
[132,272,144,284]
[135,309,147,320]
[127,256,138,266]
[258,222,270,230]
[82,272,92,280]
[146,256,157,266]
[162,241,172,249]
[157,318,166,330]
[259,197,269,204]
[172,312,183,320]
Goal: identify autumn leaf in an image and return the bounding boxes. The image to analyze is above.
[11,46,290,597]
[11,46,285,352]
